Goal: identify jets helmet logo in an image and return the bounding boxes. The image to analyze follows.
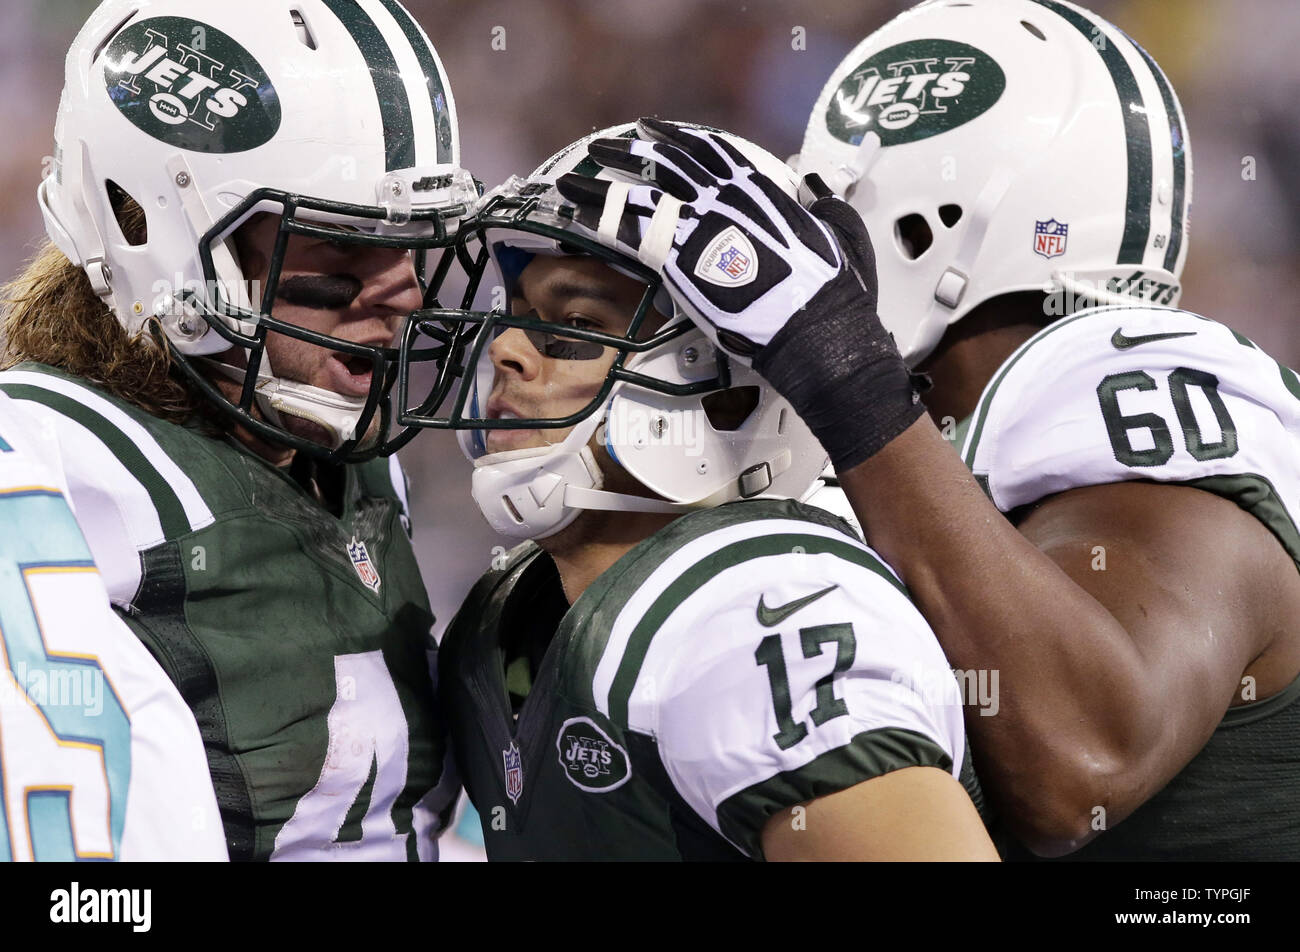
[825,40,1005,147]
[103,17,282,154]
[556,717,631,793]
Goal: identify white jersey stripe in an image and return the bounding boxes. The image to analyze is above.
[0,372,213,533]
[591,517,895,718]
[388,453,411,524]
[1,400,150,605]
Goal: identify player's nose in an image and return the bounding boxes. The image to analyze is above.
[489,326,543,381]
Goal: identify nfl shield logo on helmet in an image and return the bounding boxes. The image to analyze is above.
[503,743,524,804]
[1033,219,1069,259]
[346,537,382,593]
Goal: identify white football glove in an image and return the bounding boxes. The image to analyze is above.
[556,118,850,361]
[556,118,924,471]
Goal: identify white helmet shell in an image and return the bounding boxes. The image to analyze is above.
[795,0,1192,366]
[454,122,828,539]
[41,0,474,456]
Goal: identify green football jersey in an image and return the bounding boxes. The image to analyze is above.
[441,498,981,861]
[0,363,450,861]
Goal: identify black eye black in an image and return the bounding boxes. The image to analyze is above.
[277,274,363,309]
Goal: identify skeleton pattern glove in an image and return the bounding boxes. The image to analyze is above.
[555,117,924,471]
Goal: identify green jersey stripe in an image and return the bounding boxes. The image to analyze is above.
[1280,365,1300,403]
[321,0,416,171]
[1175,473,1300,576]
[376,0,454,164]
[717,726,953,859]
[1031,0,1152,265]
[561,499,860,712]
[1219,667,1300,728]
[607,532,906,727]
[0,383,190,539]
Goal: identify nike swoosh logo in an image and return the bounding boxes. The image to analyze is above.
[756,585,839,627]
[1111,328,1197,350]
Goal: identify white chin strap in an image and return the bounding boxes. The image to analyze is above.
[470,409,796,540]
[468,411,694,540]
[201,358,366,451]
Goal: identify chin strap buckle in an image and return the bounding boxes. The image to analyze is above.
[84,256,112,297]
[738,462,773,498]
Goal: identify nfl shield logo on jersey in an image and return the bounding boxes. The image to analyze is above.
[1033,219,1069,259]
[503,743,524,804]
[346,537,382,593]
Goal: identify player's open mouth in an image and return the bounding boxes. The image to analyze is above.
[327,353,375,396]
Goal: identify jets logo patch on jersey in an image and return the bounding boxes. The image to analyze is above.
[556,717,631,793]
[103,17,282,154]
[825,39,1006,146]
[503,742,524,804]
[346,537,382,593]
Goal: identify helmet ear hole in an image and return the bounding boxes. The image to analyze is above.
[894,213,933,260]
[106,180,147,246]
[702,386,760,432]
[1021,20,1048,41]
[938,204,963,228]
[290,10,319,50]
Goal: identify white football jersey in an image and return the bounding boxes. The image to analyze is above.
[441,499,977,860]
[0,395,226,861]
[961,305,1300,561]
[615,508,968,850]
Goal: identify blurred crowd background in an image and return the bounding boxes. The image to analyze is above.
[2,0,1298,635]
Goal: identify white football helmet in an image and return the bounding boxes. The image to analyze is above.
[794,0,1192,366]
[41,0,477,459]
[398,123,829,539]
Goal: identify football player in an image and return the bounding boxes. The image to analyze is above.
[0,0,475,860]
[0,393,226,860]
[398,124,997,861]
[570,1,1300,860]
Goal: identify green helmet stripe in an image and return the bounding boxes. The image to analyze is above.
[1031,0,1153,266]
[1124,33,1188,274]
[376,0,454,165]
[321,0,416,171]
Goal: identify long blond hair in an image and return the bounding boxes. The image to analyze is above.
[0,196,200,423]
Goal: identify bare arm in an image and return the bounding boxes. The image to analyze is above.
[761,766,999,861]
[837,416,1296,855]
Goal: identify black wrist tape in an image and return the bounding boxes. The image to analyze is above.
[754,268,925,472]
